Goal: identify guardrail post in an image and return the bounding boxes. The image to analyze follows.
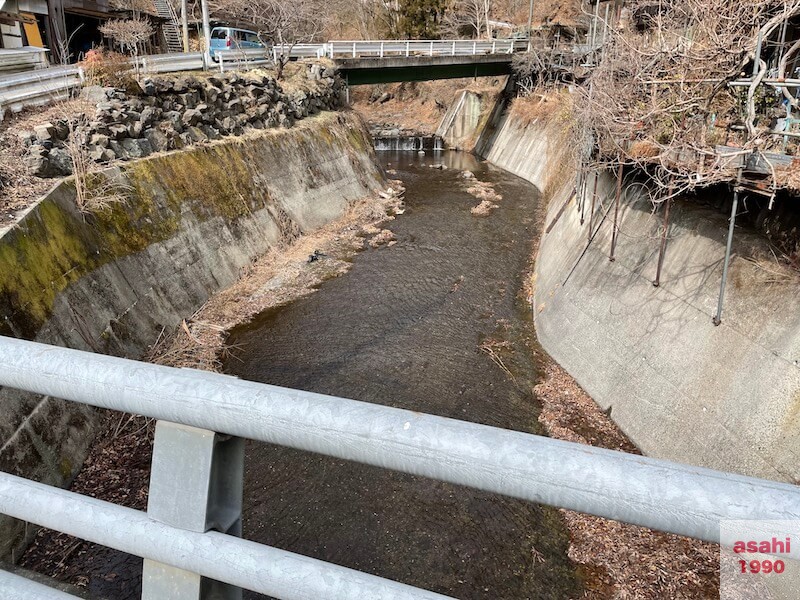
[380,41,384,58]
[491,40,496,53]
[352,41,357,58]
[142,421,244,600]
[472,40,476,54]
[429,41,434,56]
[452,41,456,55]
[406,40,410,57]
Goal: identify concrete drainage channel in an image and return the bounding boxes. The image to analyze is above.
[224,150,579,598]
[4,74,799,597]
[10,150,585,599]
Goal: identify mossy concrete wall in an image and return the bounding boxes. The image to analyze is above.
[0,110,384,559]
[479,110,800,484]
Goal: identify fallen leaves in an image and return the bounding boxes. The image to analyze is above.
[535,362,719,599]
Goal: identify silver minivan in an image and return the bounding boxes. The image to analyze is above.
[210,27,266,59]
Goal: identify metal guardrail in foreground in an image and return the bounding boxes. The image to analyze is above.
[0,569,76,600]
[1,335,799,598]
[0,474,451,600]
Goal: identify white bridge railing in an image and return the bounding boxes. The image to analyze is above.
[326,38,528,58]
[0,336,799,598]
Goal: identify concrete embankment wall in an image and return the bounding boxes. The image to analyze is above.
[478,110,800,483]
[436,77,510,152]
[0,110,384,558]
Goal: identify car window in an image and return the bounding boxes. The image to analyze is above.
[211,29,227,39]
[245,33,260,44]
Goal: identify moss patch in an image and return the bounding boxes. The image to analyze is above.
[0,111,364,339]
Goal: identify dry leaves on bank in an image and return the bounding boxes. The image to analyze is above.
[535,362,719,599]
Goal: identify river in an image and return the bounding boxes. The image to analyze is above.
[226,150,581,599]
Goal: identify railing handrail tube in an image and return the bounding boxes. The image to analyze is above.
[0,569,77,599]
[0,472,453,600]
[1,336,799,545]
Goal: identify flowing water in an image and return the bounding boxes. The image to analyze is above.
[373,135,444,151]
[226,151,582,599]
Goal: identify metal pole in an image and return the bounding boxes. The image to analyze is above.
[527,0,534,47]
[783,102,792,153]
[713,182,741,326]
[181,0,189,53]
[588,170,599,240]
[652,190,672,287]
[2,337,800,544]
[778,18,788,68]
[610,161,622,261]
[0,473,453,600]
[200,0,211,68]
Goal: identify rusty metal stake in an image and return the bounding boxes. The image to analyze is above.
[588,170,599,241]
[653,182,673,287]
[713,184,741,326]
[610,162,623,262]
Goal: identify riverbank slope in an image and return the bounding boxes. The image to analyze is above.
[478,95,800,483]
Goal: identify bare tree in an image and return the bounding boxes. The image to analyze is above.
[442,0,494,38]
[56,112,132,213]
[323,0,395,38]
[100,17,155,76]
[565,0,800,201]
[215,0,325,79]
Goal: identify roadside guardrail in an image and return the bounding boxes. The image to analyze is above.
[0,66,83,121]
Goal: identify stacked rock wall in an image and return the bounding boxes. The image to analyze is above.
[22,65,345,178]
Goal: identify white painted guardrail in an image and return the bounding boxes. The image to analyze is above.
[0,335,799,598]
[326,39,528,58]
[0,66,84,121]
[136,51,206,74]
[0,47,49,75]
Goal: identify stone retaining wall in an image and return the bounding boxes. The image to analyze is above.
[21,65,344,178]
[0,110,384,559]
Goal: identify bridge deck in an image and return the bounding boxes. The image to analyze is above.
[336,54,514,84]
